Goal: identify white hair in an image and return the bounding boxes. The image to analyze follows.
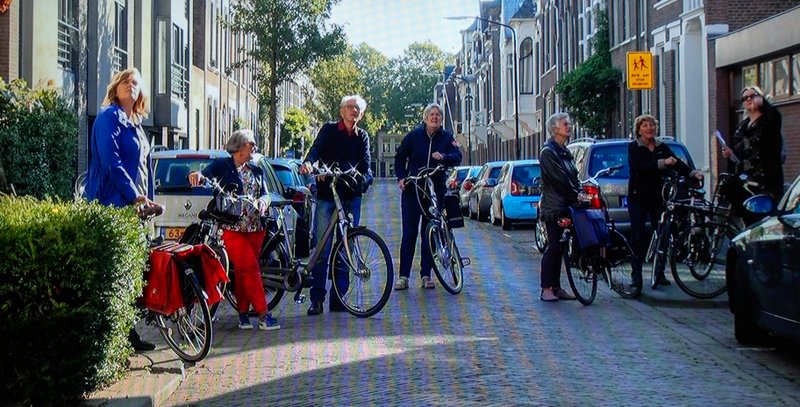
[423,103,443,121]
[340,95,367,112]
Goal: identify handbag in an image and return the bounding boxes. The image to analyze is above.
[443,193,465,228]
[570,208,610,251]
[212,190,243,223]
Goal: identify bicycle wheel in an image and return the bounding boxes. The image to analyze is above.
[670,224,732,299]
[606,229,640,299]
[650,222,671,289]
[564,232,597,305]
[534,217,547,253]
[258,240,289,313]
[426,220,464,295]
[330,228,393,318]
[178,226,229,317]
[156,272,212,363]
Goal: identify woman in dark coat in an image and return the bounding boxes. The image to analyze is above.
[627,114,703,289]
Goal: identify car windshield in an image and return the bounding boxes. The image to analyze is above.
[456,168,470,182]
[154,158,214,195]
[512,165,541,184]
[489,167,502,179]
[469,167,481,177]
[587,142,693,179]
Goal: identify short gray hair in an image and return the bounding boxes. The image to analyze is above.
[225,129,256,154]
[340,95,367,112]
[423,103,443,121]
[545,112,570,137]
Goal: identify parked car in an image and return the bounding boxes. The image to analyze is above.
[263,157,313,257]
[468,161,507,222]
[489,160,541,230]
[458,166,482,215]
[566,136,696,233]
[446,166,480,195]
[152,150,297,250]
[726,173,800,345]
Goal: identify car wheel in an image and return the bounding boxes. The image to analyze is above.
[501,207,513,230]
[469,199,477,220]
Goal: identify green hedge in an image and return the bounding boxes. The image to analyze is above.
[0,78,78,199]
[0,196,148,405]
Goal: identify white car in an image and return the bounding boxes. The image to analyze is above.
[152,149,297,247]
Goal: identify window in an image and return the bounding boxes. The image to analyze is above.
[773,57,790,98]
[172,24,187,100]
[759,61,773,97]
[382,142,390,153]
[742,64,757,88]
[57,0,77,69]
[793,53,800,96]
[210,3,217,68]
[506,54,513,101]
[157,20,167,94]
[113,0,128,73]
[520,38,533,94]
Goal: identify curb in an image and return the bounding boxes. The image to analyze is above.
[84,349,185,407]
[637,285,729,309]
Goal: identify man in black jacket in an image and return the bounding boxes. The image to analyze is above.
[301,95,370,315]
[394,103,462,290]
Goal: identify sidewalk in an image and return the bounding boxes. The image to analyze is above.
[83,348,185,407]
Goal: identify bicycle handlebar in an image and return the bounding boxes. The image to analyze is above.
[137,203,164,220]
[586,164,623,184]
[402,165,444,185]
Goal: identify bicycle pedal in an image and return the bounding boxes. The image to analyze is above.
[460,257,471,267]
[294,292,306,304]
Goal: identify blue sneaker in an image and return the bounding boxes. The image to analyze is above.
[258,313,281,331]
[237,313,253,330]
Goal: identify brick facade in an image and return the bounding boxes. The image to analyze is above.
[0,2,18,81]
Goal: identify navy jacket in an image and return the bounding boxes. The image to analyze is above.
[627,138,695,205]
[395,125,462,194]
[200,157,269,200]
[304,120,370,202]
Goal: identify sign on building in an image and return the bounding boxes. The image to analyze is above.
[626,52,654,90]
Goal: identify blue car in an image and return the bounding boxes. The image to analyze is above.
[489,160,541,230]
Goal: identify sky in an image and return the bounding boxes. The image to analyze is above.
[329,0,481,58]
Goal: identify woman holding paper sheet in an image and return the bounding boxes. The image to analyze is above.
[722,86,784,203]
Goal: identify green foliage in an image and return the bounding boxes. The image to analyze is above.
[229,0,347,151]
[0,197,147,405]
[307,49,365,125]
[0,78,78,198]
[281,107,312,156]
[554,9,620,137]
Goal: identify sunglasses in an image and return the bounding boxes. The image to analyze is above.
[741,93,757,103]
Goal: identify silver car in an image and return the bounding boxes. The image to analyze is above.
[467,161,507,222]
[152,149,297,246]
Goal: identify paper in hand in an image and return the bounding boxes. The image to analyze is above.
[714,130,740,164]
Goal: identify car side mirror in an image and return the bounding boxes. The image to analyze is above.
[743,194,775,215]
[284,186,297,199]
[485,179,497,188]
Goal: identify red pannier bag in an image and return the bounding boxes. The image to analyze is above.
[143,242,229,314]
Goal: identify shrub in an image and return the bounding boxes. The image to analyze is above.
[0,196,147,405]
[0,78,78,199]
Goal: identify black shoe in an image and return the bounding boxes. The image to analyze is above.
[307,300,324,316]
[329,300,347,313]
[128,328,156,352]
[656,276,671,286]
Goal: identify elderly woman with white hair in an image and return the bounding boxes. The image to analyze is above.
[394,102,462,290]
[538,112,583,302]
[188,129,280,331]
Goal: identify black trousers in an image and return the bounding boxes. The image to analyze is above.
[628,200,663,282]
[540,220,567,289]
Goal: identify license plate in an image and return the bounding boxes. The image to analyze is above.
[164,227,185,240]
[620,196,628,207]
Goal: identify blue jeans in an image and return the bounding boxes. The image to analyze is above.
[310,197,361,303]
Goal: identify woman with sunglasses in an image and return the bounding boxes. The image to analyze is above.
[722,86,784,221]
[188,129,280,331]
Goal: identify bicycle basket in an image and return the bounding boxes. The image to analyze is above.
[444,193,465,228]
[570,208,610,251]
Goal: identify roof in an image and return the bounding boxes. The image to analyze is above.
[511,0,536,20]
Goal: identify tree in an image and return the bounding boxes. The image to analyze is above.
[351,43,390,137]
[385,42,449,133]
[555,8,620,137]
[280,107,311,157]
[306,50,365,126]
[229,0,346,152]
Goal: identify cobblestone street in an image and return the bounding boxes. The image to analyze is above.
[162,180,800,406]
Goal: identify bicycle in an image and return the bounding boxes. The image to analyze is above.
[258,163,394,318]
[532,177,547,254]
[403,166,471,295]
[644,171,705,290]
[668,173,760,299]
[561,165,639,305]
[137,204,214,363]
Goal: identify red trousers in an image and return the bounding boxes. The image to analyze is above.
[222,229,268,315]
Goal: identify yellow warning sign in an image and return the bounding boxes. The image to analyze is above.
[627,52,653,90]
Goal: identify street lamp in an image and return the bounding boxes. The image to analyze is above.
[445,74,475,165]
[446,15,520,160]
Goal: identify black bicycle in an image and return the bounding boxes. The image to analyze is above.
[562,165,639,305]
[138,204,213,363]
[403,166,470,294]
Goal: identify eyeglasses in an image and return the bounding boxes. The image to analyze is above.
[741,93,757,103]
[248,142,258,152]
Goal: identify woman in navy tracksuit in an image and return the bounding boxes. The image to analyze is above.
[394,103,462,290]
